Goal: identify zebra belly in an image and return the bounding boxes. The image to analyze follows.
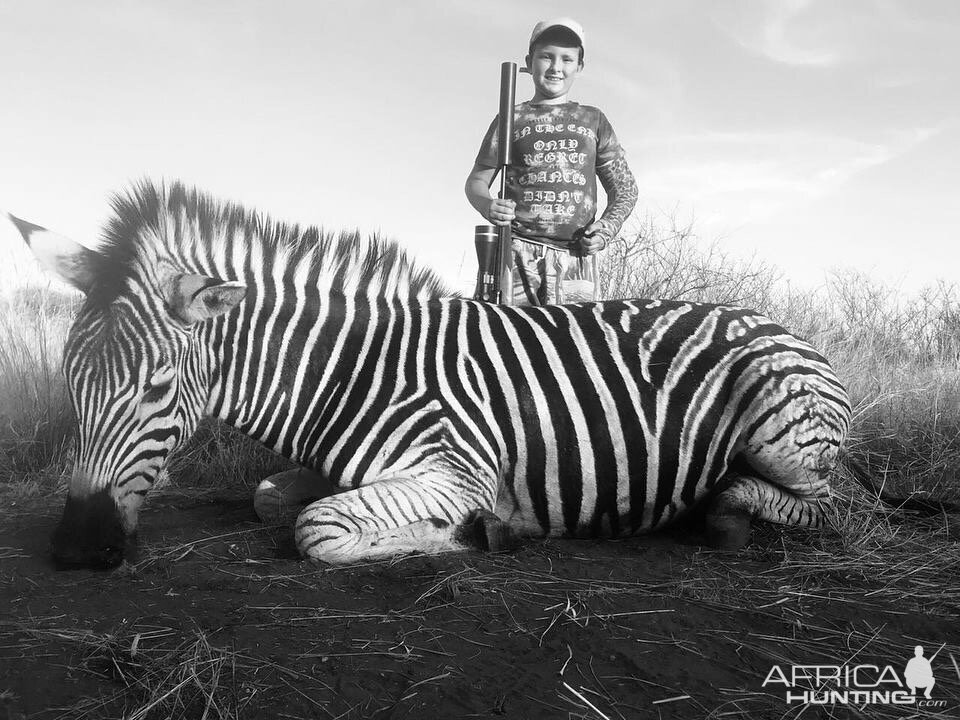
[494,456,713,539]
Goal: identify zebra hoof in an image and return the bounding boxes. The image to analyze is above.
[705,510,752,550]
[460,509,518,553]
[253,468,325,524]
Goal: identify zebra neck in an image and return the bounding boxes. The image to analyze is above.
[206,292,414,471]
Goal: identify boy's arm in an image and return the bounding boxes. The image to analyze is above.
[595,154,638,243]
[465,163,515,227]
[580,111,639,254]
[580,155,638,255]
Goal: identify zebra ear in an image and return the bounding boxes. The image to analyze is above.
[8,213,98,293]
[166,273,247,324]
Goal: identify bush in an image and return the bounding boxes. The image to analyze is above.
[599,212,782,309]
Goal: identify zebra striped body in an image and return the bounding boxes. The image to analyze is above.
[248,298,848,540]
[13,182,850,567]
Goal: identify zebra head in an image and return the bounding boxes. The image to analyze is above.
[10,212,246,568]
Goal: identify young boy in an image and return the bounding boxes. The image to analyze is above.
[465,17,638,305]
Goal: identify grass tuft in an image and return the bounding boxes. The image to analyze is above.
[0,286,79,486]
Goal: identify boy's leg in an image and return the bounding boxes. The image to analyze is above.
[542,248,566,304]
[546,250,598,303]
[511,240,545,306]
[536,250,550,305]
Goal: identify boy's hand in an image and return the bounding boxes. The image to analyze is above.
[579,221,614,255]
[487,199,516,227]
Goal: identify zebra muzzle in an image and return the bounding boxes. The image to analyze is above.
[50,491,134,570]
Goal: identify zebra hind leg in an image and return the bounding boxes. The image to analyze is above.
[294,472,502,564]
[707,380,846,548]
[254,467,333,524]
[705,474,829,549]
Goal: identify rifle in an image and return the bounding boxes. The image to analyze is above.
[474,61,517,304]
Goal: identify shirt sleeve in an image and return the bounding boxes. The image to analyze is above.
[474,116,500,169]
[596,110,626,167]
[594,110,638,240]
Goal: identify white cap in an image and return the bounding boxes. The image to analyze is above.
[529,17,585,51]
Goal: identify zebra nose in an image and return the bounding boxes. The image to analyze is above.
[50,490,132,569]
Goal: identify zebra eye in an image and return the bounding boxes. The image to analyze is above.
[146,364,175,390]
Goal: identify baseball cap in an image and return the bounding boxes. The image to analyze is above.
[528,17,585,51]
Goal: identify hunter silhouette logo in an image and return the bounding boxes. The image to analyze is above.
[904,645,936,699]
[762,643,948,707]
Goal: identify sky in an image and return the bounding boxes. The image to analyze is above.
[1,0,958,297]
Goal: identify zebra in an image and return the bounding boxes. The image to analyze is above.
[12,180,851,569]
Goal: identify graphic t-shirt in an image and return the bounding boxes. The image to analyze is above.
[475,101,625,250]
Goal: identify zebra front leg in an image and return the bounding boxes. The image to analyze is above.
[705,474,830,549]
[254,467,334,524]
[294,472,507,564]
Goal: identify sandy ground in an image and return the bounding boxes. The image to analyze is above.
[0,489,957,719]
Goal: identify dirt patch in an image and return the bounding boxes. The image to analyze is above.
[0,490,958,719]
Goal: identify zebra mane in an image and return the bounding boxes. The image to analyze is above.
[86,179,452,309]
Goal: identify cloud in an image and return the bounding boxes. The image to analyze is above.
[637,126,939,226]
[714,0,845,67]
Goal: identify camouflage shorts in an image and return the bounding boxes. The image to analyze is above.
[510,240,598,306]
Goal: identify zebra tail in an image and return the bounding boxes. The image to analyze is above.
[843,454,960,516]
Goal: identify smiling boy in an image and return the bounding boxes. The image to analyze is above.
[465,17,638,305]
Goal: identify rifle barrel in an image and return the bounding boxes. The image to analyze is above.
[497,62,517,167]
[495,61,517,304]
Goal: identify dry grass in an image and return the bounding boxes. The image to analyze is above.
[1,496,957,718]
[0,618,309,720]
[164,418,295,492]
[0,286,79,486]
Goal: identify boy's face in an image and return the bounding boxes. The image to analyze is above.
[527,43,582,101]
